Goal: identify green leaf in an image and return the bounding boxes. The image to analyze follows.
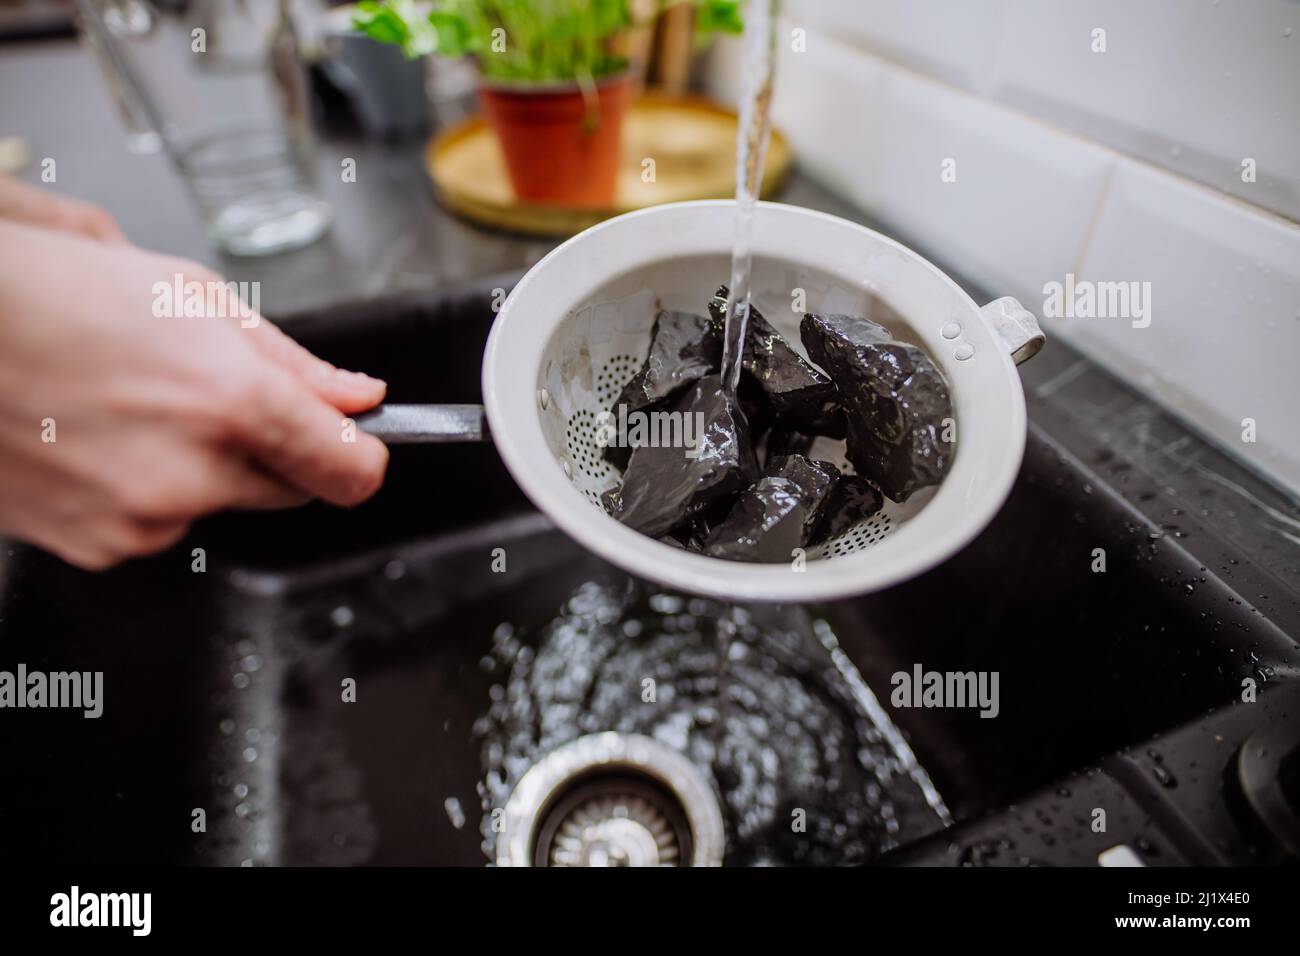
[428,10,472,57]
[696,0,744,36]
[351,1,741,83]
[351,3,408,47]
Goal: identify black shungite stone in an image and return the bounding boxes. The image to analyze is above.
[737,373,775,448]
[809,474,884,545]
[762,426,816,467]
[656,534,689,551]
[600,487,620,516]
[702,454,840,563]
[654,494,735,553]
[607,374,758,538]
[708,287,844,437]
[603,309,721,469]
[613,308,720,413]
[801,312,953,503]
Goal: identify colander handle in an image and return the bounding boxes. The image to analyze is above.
[981,297,1045,365]
[355,404,489,443]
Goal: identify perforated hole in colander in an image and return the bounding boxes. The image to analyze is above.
[565,408,617,485]
[594,353,640,406]
[809,512,895,561]
[565,353,642,498]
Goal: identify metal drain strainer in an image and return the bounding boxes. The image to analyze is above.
[542,784,683,867]
[497,732,725,867]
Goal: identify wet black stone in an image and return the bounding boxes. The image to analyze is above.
[762,426,816,467]
[614,308,720,413]
[607,374,759,538]
[677,492,741,551]
[702,455,840,563]
[600,487,620,516]
[656,533,690,551]
[809,474,884,545]
[604,309,721,469]
[708,287,844,437]
[605,443,633,473]
[801,312,953,503]
[737,374,775,448]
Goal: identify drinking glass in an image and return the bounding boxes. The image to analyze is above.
[77,0,332,255]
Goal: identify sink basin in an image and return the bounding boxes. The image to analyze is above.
[1,280,1296,866]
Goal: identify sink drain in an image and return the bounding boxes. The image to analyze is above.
[497,733,725,867]
[539,777,685,866]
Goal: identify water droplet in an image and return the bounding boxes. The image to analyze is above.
[444,797,467,830]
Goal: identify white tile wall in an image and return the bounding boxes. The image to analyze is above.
[701,12,1300,496]
[779,0,1300,224]
[782,0,1011,94]
[709,25,1116,308]
[1063,160,1300,489]
[989,0,1300,224]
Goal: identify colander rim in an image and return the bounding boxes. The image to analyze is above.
[483,200,1027,602]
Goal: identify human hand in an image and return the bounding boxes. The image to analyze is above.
[0,172,126,243]
[0,220,390,569]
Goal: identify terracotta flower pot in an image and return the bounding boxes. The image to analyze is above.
[478,74,630,209]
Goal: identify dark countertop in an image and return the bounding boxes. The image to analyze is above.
[0,37,857,317]
[3,36,1298,610]
[0,39,555,316]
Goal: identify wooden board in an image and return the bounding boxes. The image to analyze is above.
[427,94,792,236]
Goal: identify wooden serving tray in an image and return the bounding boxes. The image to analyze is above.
[426,94,792,236]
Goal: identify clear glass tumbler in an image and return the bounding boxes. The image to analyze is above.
[77,0,332,256]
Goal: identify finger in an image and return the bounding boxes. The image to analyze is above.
[125,518,192,554]
[49,539,118,572]
[72,203,128,244]
[215,459,314,511]
[232,369,389,507]
[248,319,387,414]
[161,448,315,514]
[72,516,190,569]
[3,513,116,571]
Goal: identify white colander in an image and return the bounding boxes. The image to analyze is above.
[359,201,1043,602]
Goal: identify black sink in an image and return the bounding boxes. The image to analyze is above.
[2,281,1297,866]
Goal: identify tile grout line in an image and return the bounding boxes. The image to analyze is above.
[1073,160,1117,277]
[786,19,1300,233]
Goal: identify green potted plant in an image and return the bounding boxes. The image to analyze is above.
[354,0,743,208]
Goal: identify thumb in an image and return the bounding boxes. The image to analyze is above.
[247,318,388,414]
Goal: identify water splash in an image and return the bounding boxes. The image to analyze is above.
[478,581,950,865]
